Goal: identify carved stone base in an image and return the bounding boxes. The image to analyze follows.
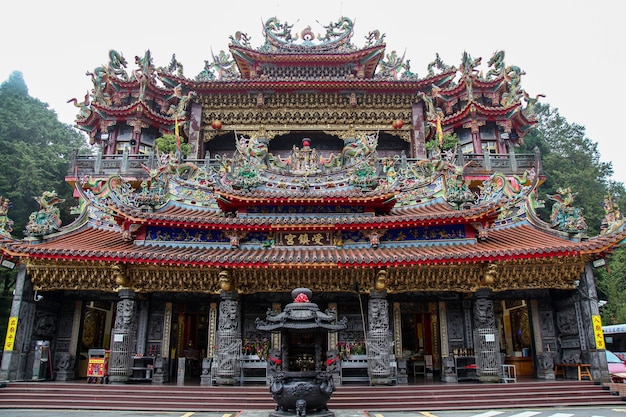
[370,376,394,385]
[215,377,238,385]
[152,357,168,384]
[270,411,335,417]
[55,370,75,381]
[200,358,212,386]
[200,374,213,386]
[479,375,500,383]
[177,357,186,385]
[152,371,168,384]
[108,375,130,384]
[442,373,457,383]
[537,369,555,380]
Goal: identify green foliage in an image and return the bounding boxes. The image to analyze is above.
[0,269,16,349]
[596,247,626,324]
[155,133,192,157]
[518,103,615,235]
[0,71,28,97]
[0,71,91,236]
[425,133,458,153]
[0,295,10,352]
[518,102,626,324]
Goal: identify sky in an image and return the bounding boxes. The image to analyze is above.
[2,0,625,182]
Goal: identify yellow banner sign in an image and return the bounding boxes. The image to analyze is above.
[593,315,605,350]
[4,316,18,351]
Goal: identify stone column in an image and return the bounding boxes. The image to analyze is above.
[0,265,36,382]
[108,289,138,384]
[393,302,407,384]
[200,302,218,386]
[439,301,456,382]
[579,263,610,382]
[532,299,556,380]
[188,102,203,159]
[326,302,341,386]
[214,270,241,385]
[55,301,82,381]
[367,270,393,385]
[412,102,426,159]
[135,300,149,356]
[473,290,501,382]
[153,302,172,384]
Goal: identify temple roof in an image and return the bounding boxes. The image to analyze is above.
[227,17,385,80]
[99,197,501,230]
[3,18,623,297]
[3,221,623,268]
[70,18,541,152]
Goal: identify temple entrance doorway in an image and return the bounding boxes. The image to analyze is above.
[497,299,534,377]
[78,301,113,378]
[171,302,210,380]
[400,302,434,380]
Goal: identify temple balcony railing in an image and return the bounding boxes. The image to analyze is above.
[457,148,543,178]
[68,147,543,182]
[68,147,157,178]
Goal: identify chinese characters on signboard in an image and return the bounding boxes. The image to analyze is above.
[277,232,331,246]
[4,316,18,351]
[592,315,605,349]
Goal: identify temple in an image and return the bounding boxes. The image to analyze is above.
[1,17,624,387]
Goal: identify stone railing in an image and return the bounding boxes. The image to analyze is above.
[340,354,370,383]
[458,149,543,177]
[68,148,542,180]
[68,148,157,177]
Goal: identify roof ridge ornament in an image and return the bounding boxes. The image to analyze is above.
[601,194,625,235]
[253,17,357,53]
[548,186,588,236]
[0,196,14,237]
[24,191,65,238]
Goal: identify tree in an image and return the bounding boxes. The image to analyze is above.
[0,71,91,236]
[0,71,28,98]
[519,103,626,324]
[155,133,192,157]
[518,103,616,235]
[596,247,626,324]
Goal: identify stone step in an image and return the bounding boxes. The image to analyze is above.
[0,380,621,411]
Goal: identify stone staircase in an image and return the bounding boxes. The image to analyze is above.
[0,380,622,412]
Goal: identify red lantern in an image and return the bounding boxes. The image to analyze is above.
[211,119,222,130]
[393,119,404,129]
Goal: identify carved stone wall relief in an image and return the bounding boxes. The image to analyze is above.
[367,290,393,384]
[215,291,241,385]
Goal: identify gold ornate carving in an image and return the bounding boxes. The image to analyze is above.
[200,92,419,110]
[26,257,586,294]
[482,263,498,286]
[203,130,220,143]
[82,309,97,348]
[113,264,130,288]
[200,91,415,140]
[247,126,282,141]
[219,269,234,292]
[207,303,217,359]
[27,260,119,292]
[375,269,387,291]
[130,266,221,293]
